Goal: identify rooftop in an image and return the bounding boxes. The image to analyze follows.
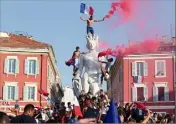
[0,32,50,49]
[128,37,176,55]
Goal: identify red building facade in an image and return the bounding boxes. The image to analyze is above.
[108,38,176,114]
[0,32,63,113]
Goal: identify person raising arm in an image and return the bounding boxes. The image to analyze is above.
[80,15,105,36]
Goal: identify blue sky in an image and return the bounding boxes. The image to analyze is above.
[1,0,175,89]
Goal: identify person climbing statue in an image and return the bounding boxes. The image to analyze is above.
[99,56,114,86]
[72,46,80,75]
[80,15,105,37]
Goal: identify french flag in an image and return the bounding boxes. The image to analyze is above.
[72,96,83,118]
[80,3,94,15]
[38,89,49,97]
[38,89,50,101]
[134,76,144,83]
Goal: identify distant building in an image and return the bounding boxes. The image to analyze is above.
[108,37,176,114]
[0,32,63,113]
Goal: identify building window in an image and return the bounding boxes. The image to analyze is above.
[158,87,164,101]
[137,87,145,101]
[28,87,35,100]
[25,58,39,75]
[3,84,18,101]
[4,56,19,74]
[29,60,36,74]
[23,84,37,101]
[132,84,148,102]
[132,62,148,77]
[153,83,169,102]
[155,60,166,77]
[136,62,144,76]
[8,59,16,73]
[8,86,15,100]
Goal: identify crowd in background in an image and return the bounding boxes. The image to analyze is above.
[0,89,175,123]
[117,102,175,123]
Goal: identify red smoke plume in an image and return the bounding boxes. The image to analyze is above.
[98,40,160,58]
[104,0,136,21]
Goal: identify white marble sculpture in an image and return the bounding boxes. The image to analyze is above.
[72,34,101,96]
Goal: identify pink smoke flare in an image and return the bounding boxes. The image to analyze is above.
[98,40,160,58]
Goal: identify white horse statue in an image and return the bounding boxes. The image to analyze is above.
[72,34,101,97]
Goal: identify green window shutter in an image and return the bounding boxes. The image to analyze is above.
[144,62,148,76]
[164,87,169,101]
[4,58,9,74]
[132,62,136,76]
[24,59,29,74]
[132,87,137,102]
[3,86,8,100]
[36,59,39,74]
[15,59,19,74]
[144,87,148,101]
[34,87,37,101]
[15,86,19,100]
[153,87,158,102]
[23,86,28,100]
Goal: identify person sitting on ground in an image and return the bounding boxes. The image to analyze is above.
[11,104,36,123]
[99,57,113,85]
[80,15,105,37]
[0,111,10,123]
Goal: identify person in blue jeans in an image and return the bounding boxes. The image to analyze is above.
[80,15,105,36]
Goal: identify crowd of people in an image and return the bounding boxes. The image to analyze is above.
[117,102,175,123]
[0,89,175,123]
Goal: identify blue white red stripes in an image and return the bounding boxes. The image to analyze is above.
[134,76,144,83]
[80,3,94,15]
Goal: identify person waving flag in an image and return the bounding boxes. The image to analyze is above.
[80,3,94,15]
